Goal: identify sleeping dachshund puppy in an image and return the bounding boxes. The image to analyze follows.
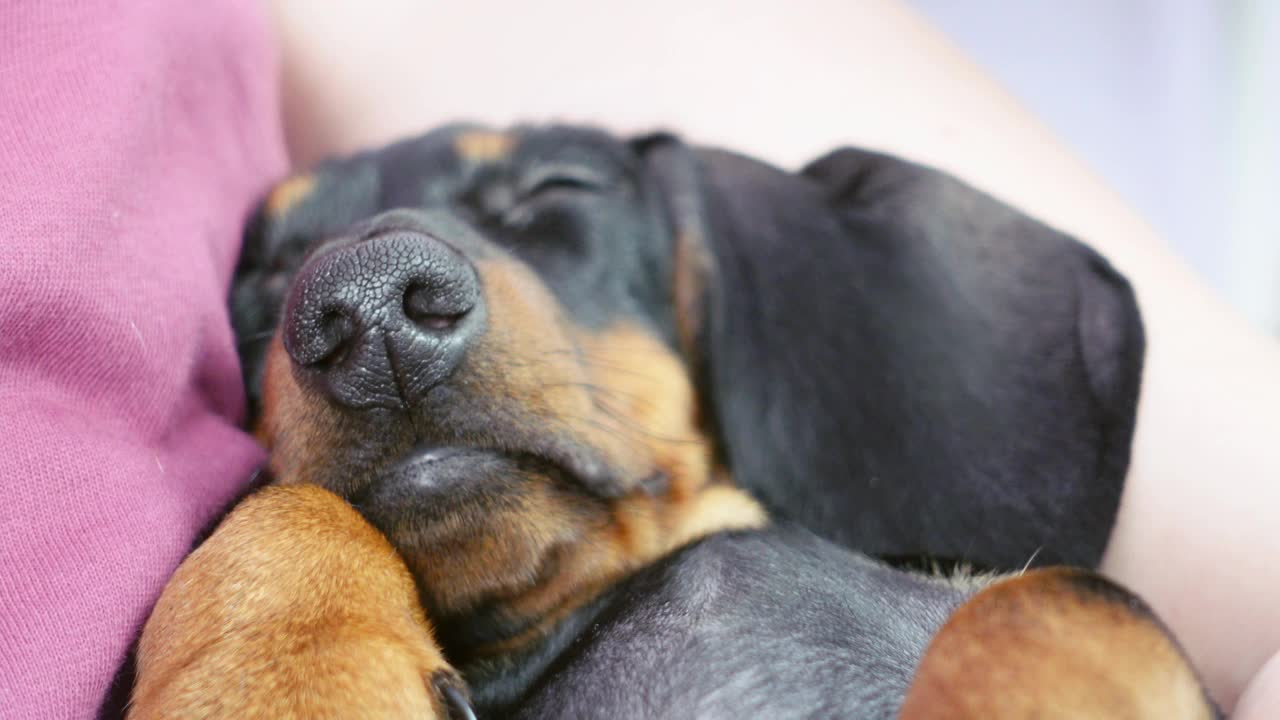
[126,125,1217,718]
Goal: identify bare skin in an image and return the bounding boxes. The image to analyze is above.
[269,1,1280,714]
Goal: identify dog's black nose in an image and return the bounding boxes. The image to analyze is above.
[282,230,482,409]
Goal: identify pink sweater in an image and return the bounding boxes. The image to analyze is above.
[0,1,286,716]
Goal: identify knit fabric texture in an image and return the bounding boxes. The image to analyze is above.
[0,1,286,715]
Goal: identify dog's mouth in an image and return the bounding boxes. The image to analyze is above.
[345,386,668,509]
[371,444,579,506]
[351,433,643,545]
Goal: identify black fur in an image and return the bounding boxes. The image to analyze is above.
[514,524,968,720]
[677,144,1144,569]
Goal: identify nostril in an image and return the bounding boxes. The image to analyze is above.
[309,309,356,366]
[403,283,471,331]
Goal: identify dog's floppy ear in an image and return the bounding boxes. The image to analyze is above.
[643,139,1144,571]
[900,568,1218,719]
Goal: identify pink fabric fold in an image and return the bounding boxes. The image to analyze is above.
[0,1,286,715]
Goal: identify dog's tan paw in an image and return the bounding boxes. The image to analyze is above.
[130,484,469,719]
[900,567,1216,719]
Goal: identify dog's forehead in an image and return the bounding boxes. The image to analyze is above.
[327,125,635,210]
[502,126,637,171]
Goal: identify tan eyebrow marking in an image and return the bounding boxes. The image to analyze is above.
[265,175,316,218]
[453,131,514,163]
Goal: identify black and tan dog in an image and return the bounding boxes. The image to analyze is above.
[127,125,1216,718]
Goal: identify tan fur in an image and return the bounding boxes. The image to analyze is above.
[900,568,1215,719]
[130,485,460,719]
[469,258,721,492]
[673,228,712,364]
[453,130,514,163]
[263,175,316,218]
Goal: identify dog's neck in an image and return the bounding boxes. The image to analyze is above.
[448,586,620,715]
[434,482,768,714]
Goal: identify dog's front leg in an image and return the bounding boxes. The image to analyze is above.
[129,484,473,720]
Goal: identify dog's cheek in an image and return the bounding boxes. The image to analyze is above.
[256,334,363,491]
[576,323,715,498]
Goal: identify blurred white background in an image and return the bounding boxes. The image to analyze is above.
[911,0,1280,334]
